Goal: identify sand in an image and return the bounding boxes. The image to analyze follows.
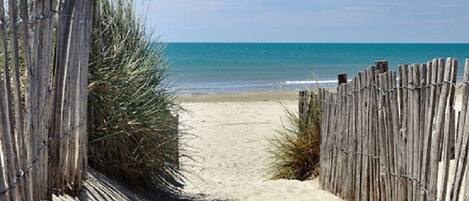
[176,91,298,103]
[179,91,342,201]
[53,169,146,201]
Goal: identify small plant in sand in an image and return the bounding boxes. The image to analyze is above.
[268,96,321,180]
[88,0,182,198]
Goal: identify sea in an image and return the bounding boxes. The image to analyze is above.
[165,43,469,94]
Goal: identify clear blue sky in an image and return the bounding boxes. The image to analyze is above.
[135,0,469,43]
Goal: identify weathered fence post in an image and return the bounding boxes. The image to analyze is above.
[317,58,469,201]
[299,90,309,122]
[0,0,93,200]
[375,60,389,73]
[338,74,347,85]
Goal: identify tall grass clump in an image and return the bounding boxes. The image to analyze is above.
[88,0,182,197]
[268,96,321,180]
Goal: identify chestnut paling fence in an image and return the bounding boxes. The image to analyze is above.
[0,0,92,200]
[300,58,469,201]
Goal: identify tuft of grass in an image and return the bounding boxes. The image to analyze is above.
[268,96,321,180]
[88,0,183,197]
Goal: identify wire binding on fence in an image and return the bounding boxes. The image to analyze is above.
[308,59,465,201]
[15,9,91,25]
[331,147,432,196]
[0,122,85,196]
[319,80,457,106]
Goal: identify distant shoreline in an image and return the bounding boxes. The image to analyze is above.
[163,42,469,45]
[177,90,299,102]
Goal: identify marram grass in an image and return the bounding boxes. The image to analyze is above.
[268,98,321,180]
[88,0,182,198]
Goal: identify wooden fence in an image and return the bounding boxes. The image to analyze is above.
[0,0,92,200]
[301,58,469,201]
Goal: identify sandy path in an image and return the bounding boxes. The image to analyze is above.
[180,99,342,201]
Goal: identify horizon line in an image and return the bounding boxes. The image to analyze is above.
[160,41,469,44]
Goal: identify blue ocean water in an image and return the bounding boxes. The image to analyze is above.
[165,43,469,94]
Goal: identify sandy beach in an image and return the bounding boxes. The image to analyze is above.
[179,91,342,201]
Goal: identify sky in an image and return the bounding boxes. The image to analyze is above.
[135,0,469,43]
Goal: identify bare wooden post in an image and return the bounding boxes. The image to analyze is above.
[462,59,469,201]
[411,64,420,201]
[338,74,348,85]
[0,1,21,199]
[420,59,438,201]
[344,82,354,200]
[451,59,469,201]
[376,60,389,73]
[438,58,457,201]
[370,67,380,201]
[299,90,309,122]
[389,71,401,201]
[428,58,451,201]
[398,64,408,201]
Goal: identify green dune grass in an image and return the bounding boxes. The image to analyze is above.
[88,0,183,198]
